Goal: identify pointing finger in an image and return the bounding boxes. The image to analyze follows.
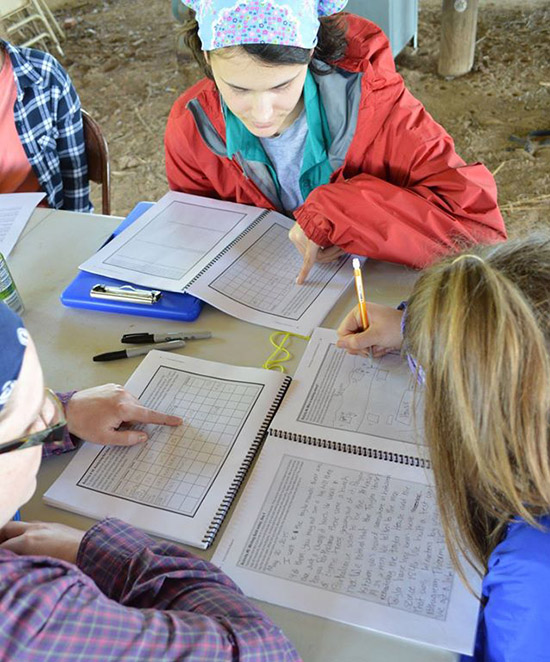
[119,403,182,427]
[296,242,319,285]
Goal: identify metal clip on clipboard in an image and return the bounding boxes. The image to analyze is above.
[90,284,162,305]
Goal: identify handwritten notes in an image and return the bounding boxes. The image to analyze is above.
[213,329,480,653]
[238,455,454,620]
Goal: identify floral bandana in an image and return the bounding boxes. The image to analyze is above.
[0,303,28,411]
[183,0,348,50]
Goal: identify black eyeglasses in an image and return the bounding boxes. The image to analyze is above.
[0,388,67,456]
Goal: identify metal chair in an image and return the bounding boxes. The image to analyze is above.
[82,109,111,216]
[33,0,64,40]
[1,0,64,56]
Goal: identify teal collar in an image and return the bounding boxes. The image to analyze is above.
[223,70,334,202]
[224,98,268,164]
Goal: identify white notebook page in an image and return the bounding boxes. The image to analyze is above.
[213,437,480,654]
[78,191,357,335]
[44,349,288,548]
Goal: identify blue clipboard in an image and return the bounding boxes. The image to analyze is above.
[60,202,203,321]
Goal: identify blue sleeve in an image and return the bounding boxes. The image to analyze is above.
[475,519,550,662]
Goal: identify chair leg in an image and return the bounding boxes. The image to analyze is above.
[102,176,111,215]
[32,0,65,39]
[6,13,61,56]
[29,1,65,56]
[7,29,54,51]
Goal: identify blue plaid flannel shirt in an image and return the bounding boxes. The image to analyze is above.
[2,40,92,212]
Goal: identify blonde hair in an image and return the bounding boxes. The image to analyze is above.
[405,235,550,584]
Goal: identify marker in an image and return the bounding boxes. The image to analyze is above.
[93,340,185,362]
[352,258,369,330]
[120,331,212,344]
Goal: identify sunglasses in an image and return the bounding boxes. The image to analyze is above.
[0,388,67,456]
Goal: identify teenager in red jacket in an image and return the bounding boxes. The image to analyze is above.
[165,1,506,283]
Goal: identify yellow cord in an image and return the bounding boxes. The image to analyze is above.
[262,331,309,372]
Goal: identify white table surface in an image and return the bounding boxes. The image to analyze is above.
[9,207,458,662]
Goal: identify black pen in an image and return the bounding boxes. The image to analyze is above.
[93,340,186,362]
[120,331,212,344]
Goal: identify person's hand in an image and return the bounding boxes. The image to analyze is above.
[0,521,85,564]
[65,384,182,446]
[337,302,404,357]
[288,222,345,285]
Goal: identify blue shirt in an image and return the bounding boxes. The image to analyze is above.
[461,515,550,662]
[2,40,91,212]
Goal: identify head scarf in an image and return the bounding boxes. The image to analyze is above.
[0,303,28,411]
[183,0,348,50]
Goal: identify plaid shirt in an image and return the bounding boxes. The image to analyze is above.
[1,40,91,212]
[0,518,301,661]
[41,391,78,456]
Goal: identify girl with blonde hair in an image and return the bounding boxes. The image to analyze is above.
[337,234,550,661]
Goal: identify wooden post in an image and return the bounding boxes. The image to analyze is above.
[438,0,480,78]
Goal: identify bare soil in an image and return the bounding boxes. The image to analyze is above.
[54,0,550,236]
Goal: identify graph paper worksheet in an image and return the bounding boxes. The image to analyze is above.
[79,191,357,335]
[44,349,289,548]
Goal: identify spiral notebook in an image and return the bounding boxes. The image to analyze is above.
[44,349,290,549]
[211,328,481,655]
[42,326,429,553]
[78,191,357,336]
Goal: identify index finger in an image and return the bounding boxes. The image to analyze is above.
[119,403,182,427]
[296,242,319,285]
[337,329,377,352]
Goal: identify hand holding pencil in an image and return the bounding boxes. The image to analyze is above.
[337,263,404,357]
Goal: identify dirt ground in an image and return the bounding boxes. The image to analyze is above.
[51,0,550,236]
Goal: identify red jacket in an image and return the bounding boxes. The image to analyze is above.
[165,15,506,268]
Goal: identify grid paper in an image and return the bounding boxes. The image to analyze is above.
[78,369,263,517]
[209,222,347,319]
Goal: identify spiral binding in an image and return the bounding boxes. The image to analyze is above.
[185,209,272,291]
[201,374,293,547]
[267,428,430,469]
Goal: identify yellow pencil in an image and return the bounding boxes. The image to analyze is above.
[352,258,369,331]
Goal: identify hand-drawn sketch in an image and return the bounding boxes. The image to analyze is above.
[297,344,423,443]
